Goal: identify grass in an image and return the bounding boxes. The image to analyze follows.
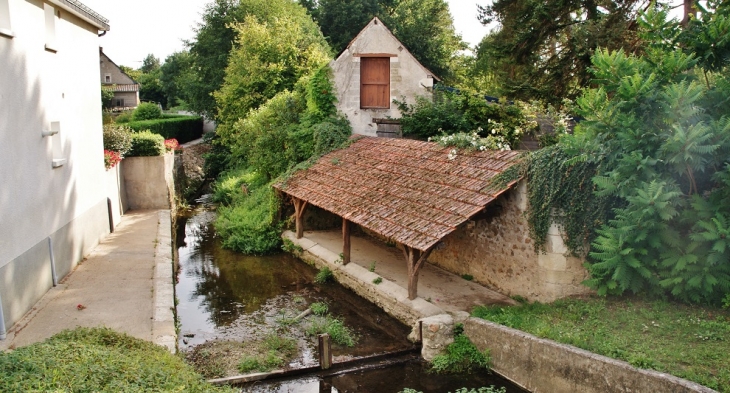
[305,315,358,347]
[237,334,297,373]
[310,302,329,316]
[0,327,232,392]
[430,326,491,374]
[369,261,376,272]
[472,297,730,391]
[314,266,334,284]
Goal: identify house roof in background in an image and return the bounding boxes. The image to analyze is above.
[274,137,522,251]
[102,84,139,92]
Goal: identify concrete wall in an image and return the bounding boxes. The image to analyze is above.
[122,152,174,210]
[464,318,716,393]
[112,91,138,109]
[330,17,435,136]
[104,162,127,229]
[428,180,592,302]
[0,0,111,331]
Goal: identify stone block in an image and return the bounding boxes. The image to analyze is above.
[419,314,454,361]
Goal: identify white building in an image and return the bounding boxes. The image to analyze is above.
[0,0,111,337]
[330,17,440,137]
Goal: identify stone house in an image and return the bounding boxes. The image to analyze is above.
[0,0,113,338]
[330,17,439,137]
[100,48,139,110]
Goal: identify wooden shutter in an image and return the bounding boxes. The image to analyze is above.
[360,57,390,109]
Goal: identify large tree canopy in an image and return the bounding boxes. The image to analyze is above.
[476,0,647,103]
[184,0,320,119]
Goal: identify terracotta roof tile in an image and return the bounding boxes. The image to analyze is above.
[274,137,522,251]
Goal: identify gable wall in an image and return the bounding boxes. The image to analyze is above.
[330,19,434,136]
[100,51,135,85]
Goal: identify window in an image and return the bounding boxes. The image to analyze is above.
[115,98,124,107]
[0,0,13,38]
[44,3,57,52]
[104,73,111,83]
[360,57,390,109]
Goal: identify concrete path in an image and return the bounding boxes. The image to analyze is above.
[300,230,515,313]
[0,210,176,352]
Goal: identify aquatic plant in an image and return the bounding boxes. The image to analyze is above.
[310,302,329,316]
[314,267,334,284]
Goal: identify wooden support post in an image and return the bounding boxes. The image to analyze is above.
[342,218,350,265]
[292,197,308,239]
[318,333,332,370]
[402,245,434,300]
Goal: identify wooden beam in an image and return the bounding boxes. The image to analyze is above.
[292,197,308,239]
[342,218,351,265]
[402,244,433,300]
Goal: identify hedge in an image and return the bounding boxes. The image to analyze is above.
[127,116,204,144]
[127,131,165,157]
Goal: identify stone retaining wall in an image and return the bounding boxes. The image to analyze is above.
[464,317,717,393]
[428,180,592,302]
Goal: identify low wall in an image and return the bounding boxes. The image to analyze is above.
[428,180,592,302]
[464,317,717,393]
[122,152,174,210]
[104,163,128,229]
[284,231,442,327]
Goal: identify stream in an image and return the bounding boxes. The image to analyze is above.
[175,206,527,392]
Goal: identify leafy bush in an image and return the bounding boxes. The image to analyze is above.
[215,182,282,255]
[401,387,506,393]
[114,111,133,123]
[0,327,232,393]
[430,334,491,374]
[102,124,133,156]
[132,102,162,121]
[127,130,165,157]
[312,114,352,156]
[127,116,203,144]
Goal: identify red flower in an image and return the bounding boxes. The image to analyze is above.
[164,138,181,152]
[103,149,122,169]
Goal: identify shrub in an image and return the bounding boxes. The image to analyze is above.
[114,111,133,123]
[127,116,203,144]
[102,124,133,156]
[0,327,232,393]
[215,183,282,254]
[132,102,162,121]
[310,302,329,316]
[127,130,165,157]
[312,115,352,156]
[314,267,334,284]
[430,334,491,374]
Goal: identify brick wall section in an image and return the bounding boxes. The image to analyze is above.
[428,180,592,302]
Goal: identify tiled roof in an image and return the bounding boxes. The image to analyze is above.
[274,137,523,251]
[103,84,139,92]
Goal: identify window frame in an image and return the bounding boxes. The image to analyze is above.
[0,0,14,38]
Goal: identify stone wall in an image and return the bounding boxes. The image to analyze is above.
[428,180,592,302]
[465,317,716,393]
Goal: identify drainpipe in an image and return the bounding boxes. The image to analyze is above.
[0,291,6,340]
[48,237,58,287]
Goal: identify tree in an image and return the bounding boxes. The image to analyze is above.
[315,0,380,52]
[160,51,193,109]
[184,0,322,119]
[101,87,114,109]
[140,54,160,74]
[214,12,330,136]
[476,0,647,103]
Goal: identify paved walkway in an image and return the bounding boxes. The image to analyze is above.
[0,210,175,352]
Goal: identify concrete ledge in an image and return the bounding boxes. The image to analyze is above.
[152,210,176,353]
[464,317,717,393]
[285,231,442,328]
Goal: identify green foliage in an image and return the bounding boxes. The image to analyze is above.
[305,315,358,346]
[237,334,297,374]
[101,87,114,109]
[310,302,329,316]
[472,297,730,390]
[401,387,506,393]
[475,0,642,104]
[102,124,133,156]
[373,277,383,284]
[461,274,473,281]
[314,267,334,284]
[114,111,133,123]
[127,131,165,157]
[127,116,203,144]
[214,13,330,134]
[369,261,376,272]
[430,334,491,374]
[397,90,532,149]
[132,102,162,121]
[282,238,304,253]
[215,179,282,255]
[160,51,193,109]
[0,327,232,393]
